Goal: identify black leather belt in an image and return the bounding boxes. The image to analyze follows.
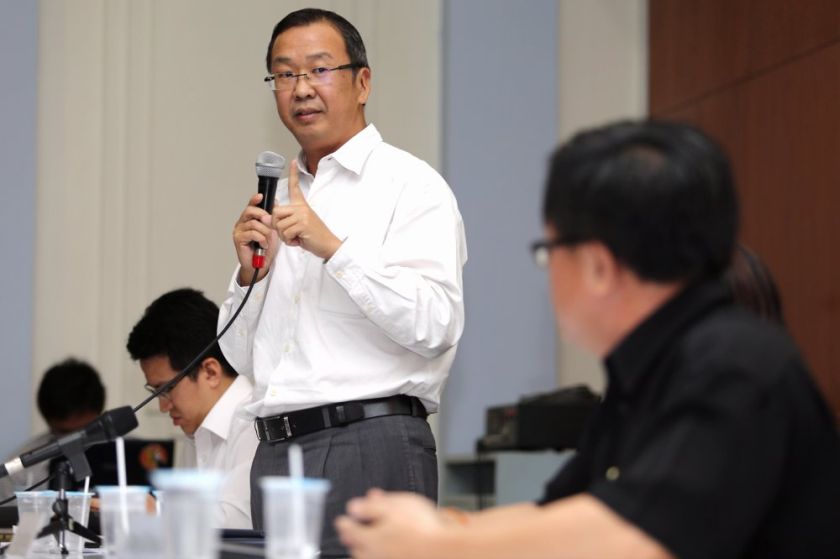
[254,395,427,443]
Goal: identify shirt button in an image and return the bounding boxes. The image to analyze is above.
[606,466,620,481]
[335,271,344,279]
[294,294,301,304]
[284,343,291,353]
[269,388,277,397]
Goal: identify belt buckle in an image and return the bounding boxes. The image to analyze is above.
[280,416,292,439]
[256,415,294,442]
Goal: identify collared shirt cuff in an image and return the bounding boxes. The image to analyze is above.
[324,235,367,291]
[230,265,270,299]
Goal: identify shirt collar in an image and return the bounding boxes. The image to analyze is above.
[197,375,253,440]
[604,280,733,397]
[297,123,382,177]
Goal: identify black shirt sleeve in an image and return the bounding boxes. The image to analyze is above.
[588,360,791,559]
[539,452,587,504]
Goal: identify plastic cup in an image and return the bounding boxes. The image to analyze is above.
[13,490,56,555]
[12,490,93,556]
[260,477,331,559]
[62,491,93,554]
[151,469,222,559]
[97,486,153,557]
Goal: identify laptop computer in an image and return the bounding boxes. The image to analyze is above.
[82,439,174,487]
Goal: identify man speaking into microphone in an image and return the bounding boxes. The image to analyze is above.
[218,8,466,555]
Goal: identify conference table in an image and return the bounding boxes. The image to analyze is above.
[0,510,348,558]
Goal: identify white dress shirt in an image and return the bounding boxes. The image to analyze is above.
[219,124,467,418]
[183,374,258,529]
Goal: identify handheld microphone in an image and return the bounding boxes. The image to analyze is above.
[252,151,286,269]
[0,406,138,479]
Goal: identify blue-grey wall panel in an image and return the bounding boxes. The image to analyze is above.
[0,1,38,458]
[442,0,558,455]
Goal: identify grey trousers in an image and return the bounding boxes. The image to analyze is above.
[250,414,438,557]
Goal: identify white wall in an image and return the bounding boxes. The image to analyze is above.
[33,0,442,438]
[13,0,649,449]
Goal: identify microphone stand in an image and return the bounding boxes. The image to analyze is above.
[36,442,101,553]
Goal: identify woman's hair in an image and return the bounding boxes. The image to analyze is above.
[724,244,784,325]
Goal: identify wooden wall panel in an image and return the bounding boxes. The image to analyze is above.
[746,0,840,74]
[651,0,840,113]
[650,3,840,420]
[649,0,750,112]
[739,45,840,407]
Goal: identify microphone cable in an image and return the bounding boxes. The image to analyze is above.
[133,267,261,413]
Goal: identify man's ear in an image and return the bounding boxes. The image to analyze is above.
[356,66,371,105]
[581,242,619,297]
[200,358,224,389]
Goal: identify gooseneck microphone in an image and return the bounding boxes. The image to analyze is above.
[252,151,286,269]
[0,406,138,479]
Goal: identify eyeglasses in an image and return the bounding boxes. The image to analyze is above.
[143,371,188,402]
[264,63,363,91]
[530,238,579,268]
[144,383,173,402]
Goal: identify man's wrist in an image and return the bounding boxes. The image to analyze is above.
[427,517,471,559]
[238,266,267,286]
[441,507,472,526]
[321,236,344,262]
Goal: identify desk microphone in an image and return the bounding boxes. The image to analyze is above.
[252,151,286,269]
[0,406,138,479]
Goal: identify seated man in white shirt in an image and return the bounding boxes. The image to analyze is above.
[126,288,258,529]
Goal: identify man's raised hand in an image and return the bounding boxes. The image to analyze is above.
[273,160,342,260]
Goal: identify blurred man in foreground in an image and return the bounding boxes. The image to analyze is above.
[337,120,840,559]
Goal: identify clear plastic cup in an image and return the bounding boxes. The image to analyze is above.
[13,490,57,555]
[151,469,222,559]
[97,486,154,556]
[260,477,331,559]
[62,491,94,554]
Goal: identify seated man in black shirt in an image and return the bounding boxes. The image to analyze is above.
[335,120,840,559]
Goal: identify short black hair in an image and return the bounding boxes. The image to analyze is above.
[126,288,236,379]
[265,8,369,74]
[37,358,105,422]
[543,120,739,282]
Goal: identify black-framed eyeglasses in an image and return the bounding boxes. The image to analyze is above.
[143,371,189,402]
[263,63,364,91]
[143,382,173,402]
[530,238,579,268]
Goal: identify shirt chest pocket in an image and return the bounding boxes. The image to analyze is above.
[318,272,364,317]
